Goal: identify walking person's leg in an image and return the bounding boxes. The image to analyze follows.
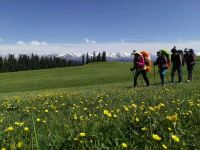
[178,67,182,83]
[171,66,176,83]
[187,65,190,81]
[134,70,140,87]
[141,70,150,86]
[188,65,193,81]
[160,69,166,86]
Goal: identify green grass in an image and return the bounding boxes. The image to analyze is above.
[0,62,133,94]
[0,60,199,95]
[0,60,200,149]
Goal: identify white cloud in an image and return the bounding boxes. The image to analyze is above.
[16,40,47,46]
[0,40,200,56]
[0,38,4,42]
[30,41,47,46]
[17,41,25,45]
[85,38,90,44]
[84,38,96,44]
[90,40,96,44]
[121,39,125,42]
[178,39,183,42]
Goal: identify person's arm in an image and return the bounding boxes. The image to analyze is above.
[191,54,195,65]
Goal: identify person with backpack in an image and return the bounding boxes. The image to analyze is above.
[171,47,183,83]
[130,50,150,87]
[184,49,195,82]
[155,50,168,86]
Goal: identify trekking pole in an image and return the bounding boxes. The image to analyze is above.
[154,63,156,85]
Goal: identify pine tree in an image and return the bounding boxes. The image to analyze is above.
[97,52,101,62]
[82,55,85,65]
[86,53,89,64]
[102,51,107,62]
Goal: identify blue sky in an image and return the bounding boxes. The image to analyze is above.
[0,0,200,54]
[1,0,200,43]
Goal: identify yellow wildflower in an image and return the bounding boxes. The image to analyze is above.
[24,127,29,132]
[152,134,162,141]
[103,110,112,117]
[121,143,128,148]
[131,103,137,108]
[15,122,24,126]
[171,135,180,142]
[80,132,86,137]
[166,114,177,122]
[17,141,23,148]
[135,117,139,122]
[123,106,129,111]
[36,118,41,122]
[141,127,148,131]
[162,144,167,149]
[5,126,14,132]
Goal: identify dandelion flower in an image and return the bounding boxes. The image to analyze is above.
[5,126,14,132]
[162,144,167,149]
[168,127,172,131]
[152,134,162,141]
[166,114,177,122]
[141,127,148,131]
[17,141,23,148]
[80,132,86,137]
[121,143,128,148]
[24,127,29,132]
[103,110,112,117]
[135,117,139,122]
[171,134,180,142]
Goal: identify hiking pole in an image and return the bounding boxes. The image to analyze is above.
[154,63,156,85]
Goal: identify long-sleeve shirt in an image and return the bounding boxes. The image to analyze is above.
[133,55,145,70]
[156,56,167,69]
[171,53,182,67]
[184,53,195,66]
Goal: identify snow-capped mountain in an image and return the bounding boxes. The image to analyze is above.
[0,51,199,62]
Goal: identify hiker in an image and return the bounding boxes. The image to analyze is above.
[171,47,183,83]
[155,50,168,85]
[184,49,195,81]
[130,50,150,87]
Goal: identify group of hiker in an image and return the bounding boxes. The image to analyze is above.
[130,47,196,87]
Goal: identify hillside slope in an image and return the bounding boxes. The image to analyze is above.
[0,60,199,95]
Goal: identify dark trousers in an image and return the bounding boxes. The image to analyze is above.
[134,70,150,87]
[171,66,182,83]
[160,73,165,85]
[187,65,194,81]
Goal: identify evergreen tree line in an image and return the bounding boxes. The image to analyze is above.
[0,54,82,73]
[82,51,106,64]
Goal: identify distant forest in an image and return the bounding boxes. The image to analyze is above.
[0,51,106,73]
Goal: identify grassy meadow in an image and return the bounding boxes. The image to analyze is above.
[0,59,200,149]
